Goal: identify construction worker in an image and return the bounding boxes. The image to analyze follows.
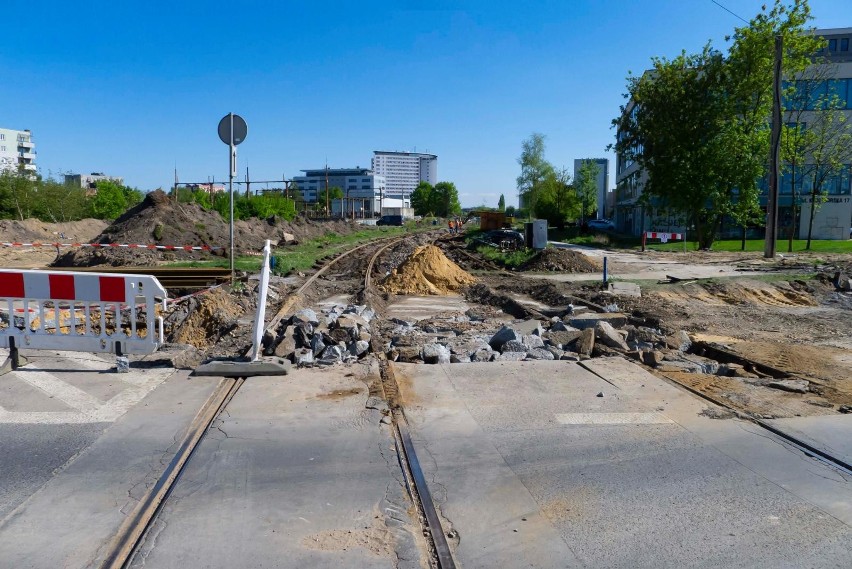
[448,219,455,234]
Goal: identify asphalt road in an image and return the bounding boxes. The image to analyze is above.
[398,358,852,568]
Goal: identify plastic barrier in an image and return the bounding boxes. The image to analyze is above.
[0,269,167,356]
[642,231,686,252]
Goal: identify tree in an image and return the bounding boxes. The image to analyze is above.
[613,0,820,249]
[533,167,578,229]
[575,160,600,223]
[91,180,128,219]
[498,194,505,211]
[433,181,462,217]
[505,205,517,217]
[517,133,554,217]
[317,186,343,214]
[411,181,434,216]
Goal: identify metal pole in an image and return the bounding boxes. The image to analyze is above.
[229,113,235,277]
[764,35,783,259]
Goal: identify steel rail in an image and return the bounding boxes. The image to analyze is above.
[99,377,245,569]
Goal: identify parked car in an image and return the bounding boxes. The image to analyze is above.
[376,215,404,226]
[587,219,616,231]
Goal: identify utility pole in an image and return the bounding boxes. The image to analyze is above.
[245,166,250,198]
[764,35,783,259]
[325,163,330,217]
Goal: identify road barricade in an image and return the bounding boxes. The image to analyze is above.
[0,269,167,358]
[642,231,686,252]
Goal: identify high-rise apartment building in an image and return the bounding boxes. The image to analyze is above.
[0,128,36,174]
[371,151,437,200]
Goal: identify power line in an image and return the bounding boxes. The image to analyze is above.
[710,0,749,24]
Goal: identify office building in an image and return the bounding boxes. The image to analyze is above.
[0,128,36,174]
[574,158,610,219]
[614,27,852,239]
[292,167,387,217]
[371,151,437,200]
[65,172,124,193]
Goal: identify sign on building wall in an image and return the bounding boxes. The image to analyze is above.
[798,196,852,240]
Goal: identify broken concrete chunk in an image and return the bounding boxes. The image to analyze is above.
[294,348,314,366]
[421,343,451,364]
[310,334,326,356]
[501,340,527,354]
[550,320,569,332]
[489,325,522,351]
[767,379,810,394]
[526,348,555,360]
[396,346,423,362]
[450,354,471,364]
[498,352,527,361]
[513,319,544,336]
[666,330,692,352]
[274,326,296,358]
[568,313,628,330]
[293,308,319,326]
[349,340,370,357]
[576,328,595,356]
[595,321,629,351]
[471,348,497,362]
[545,330,582,349]
[522,334,544,349]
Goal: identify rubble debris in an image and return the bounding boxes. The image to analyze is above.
[171,288,243,348]
[767,379,810,394]
[382,244,477,295]
[519,248,602,273]
[576,328,595,356]
[568,313,628,330]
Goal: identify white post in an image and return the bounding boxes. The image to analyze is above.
[249,240,272,361]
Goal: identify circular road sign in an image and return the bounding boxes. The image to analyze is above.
[218,113,248,146]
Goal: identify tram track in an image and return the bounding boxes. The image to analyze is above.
[99,230,456,568]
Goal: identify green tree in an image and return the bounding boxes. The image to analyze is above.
[91,180,128,219]
[433,181,462,217]
[575,160,600,223]
[533,167,578,229]
[613,0,820,249]
[505,205,517,217]
[0,170,38,220]
[411,181,435,216]
[317,186,343,214]
[517,133,555,217]
[497,194,505,211]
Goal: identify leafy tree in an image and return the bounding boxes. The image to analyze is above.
[433,181,462,217]
[613,0,819,249]
[411,181,435,216]
[0,170,38,220]
[498,194,505,211]
[505,205,517,217]
[533,167,578,229]
[575,160,600,223]
[517,133,554,217]
[317,186,343,213]
[91,180,127,219]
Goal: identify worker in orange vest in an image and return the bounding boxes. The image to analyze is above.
[448,219,455,234]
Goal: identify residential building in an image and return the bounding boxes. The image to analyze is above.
[371,151,437,200]
[65,172,124,192]
[574,158,610,219]
[292,167,387,217]
[0,128,36,174]
[614,27,852,240]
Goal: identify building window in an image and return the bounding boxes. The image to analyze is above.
[842,38,850,52]
[828,38,837,51]
[0,134,4,140]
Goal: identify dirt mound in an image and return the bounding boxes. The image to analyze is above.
[382,245,476,295]
[520,248,602,273]
[654,279,817,307]
[51,189,366,267]
[171,288,244,348]
[0,218,107,243]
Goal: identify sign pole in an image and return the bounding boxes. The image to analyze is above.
[229,113,236,278]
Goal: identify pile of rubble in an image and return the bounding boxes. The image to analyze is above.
[519,248,603,273]
[382,245,476,295]
[266,304,375,366]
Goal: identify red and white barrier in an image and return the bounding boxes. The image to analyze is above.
[0,242,222,251]
[0,269,167,355]
[642,231,686,251]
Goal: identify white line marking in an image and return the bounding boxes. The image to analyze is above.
[13,370,103,414]
[555,412,674,425]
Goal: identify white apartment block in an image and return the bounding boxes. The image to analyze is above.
[371,151,437,200]
[292,167,387,216]
[0,128,36,174]
[65,172,124,191]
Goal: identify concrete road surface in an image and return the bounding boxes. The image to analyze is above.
[398,358,852,568]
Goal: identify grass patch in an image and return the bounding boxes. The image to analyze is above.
[474,245,536,268]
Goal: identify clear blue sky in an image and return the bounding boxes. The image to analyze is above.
[2,0,850,207]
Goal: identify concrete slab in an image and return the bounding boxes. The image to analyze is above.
[0,371,222,568]
[400,360,852,568]
[386,294,470,322]
[766,414,852,466]
[129,361,423,568]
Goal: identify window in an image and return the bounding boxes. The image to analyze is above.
[0,134,4,140]
[1,146,4,152]
[829,38,837,51]
[842,38,850,52]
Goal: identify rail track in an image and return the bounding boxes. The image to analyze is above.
[99,231,456,568]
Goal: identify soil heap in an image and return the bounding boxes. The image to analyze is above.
[171,288,244,348]
[382,245,476,295]
[0,218,107,243]
[52,189,365,267]
[520,248,602,273]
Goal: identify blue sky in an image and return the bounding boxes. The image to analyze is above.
[2,0,850,207]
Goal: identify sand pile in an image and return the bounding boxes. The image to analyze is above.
[382,245,476,295]
[520,248,602,273]
[0,218,107,243]
[171,288,244,348]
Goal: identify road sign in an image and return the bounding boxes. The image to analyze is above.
[218,113,248,146]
